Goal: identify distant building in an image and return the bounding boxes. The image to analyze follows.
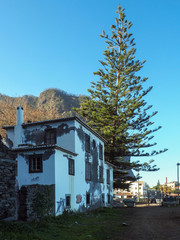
[129,181,148,198]
[166,181,178,190]
[161,180,179,191]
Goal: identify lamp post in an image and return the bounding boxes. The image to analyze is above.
[177,163,180,204]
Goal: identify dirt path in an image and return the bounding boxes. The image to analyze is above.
[119,205,180,240]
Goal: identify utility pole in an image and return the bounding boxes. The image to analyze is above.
[177,163,180,204]
[137,168,140,202]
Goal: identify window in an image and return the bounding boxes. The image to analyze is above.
[85,134,90,153]
[99,143,103,160]
[45,129,56,145]
[107,169,110,184]
[69,158,75,176]
[102,194,105,205]
[66,195,71,208]
[86,193,90,205]
[107,194,111,204]
[29,155,43,173]
[93,139,96,149]
[99,165,103,183]
[85,161,91,181]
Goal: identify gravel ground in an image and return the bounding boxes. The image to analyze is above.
[119,205,180,240]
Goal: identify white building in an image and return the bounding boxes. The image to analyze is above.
[129,181,148,198]
[3,106,113,216]
[166,181,178,190]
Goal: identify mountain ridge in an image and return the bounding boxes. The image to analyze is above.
[0,88,85,113]
[0,88,86,136]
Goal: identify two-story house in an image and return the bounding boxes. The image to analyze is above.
[3,106,113,218]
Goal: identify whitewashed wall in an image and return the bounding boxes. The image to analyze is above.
[17,150,55,188]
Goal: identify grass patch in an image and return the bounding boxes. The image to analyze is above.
[0,208,126,240]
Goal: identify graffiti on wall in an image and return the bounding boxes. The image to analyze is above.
[76,194,82,204]
[56,198,65,214]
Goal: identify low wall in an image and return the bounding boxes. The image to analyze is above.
[0,158,17,220]
[18,184,55,221]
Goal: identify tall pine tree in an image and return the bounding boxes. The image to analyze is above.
[76,5,167,188]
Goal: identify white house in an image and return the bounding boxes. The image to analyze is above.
[129,181,148,198]
[165,181,178,190]
[3,106,113,217]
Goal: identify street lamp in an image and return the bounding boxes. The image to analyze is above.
[177,163,180,203]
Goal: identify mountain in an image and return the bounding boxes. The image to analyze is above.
[0,88,86,136]
[0,88,85,114]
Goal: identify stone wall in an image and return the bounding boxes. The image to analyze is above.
[0,158,17,220]
[18,184,55,221]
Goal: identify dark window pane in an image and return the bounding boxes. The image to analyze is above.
[102,194,105,204]
[86,193,90,205]
[45,129,56,144]
[99,143,103,160]
[107,194,111,204]
[69,159,75,175]
[29,155,43,173]
[93,139,96,149]
[85,162,91,181]
[107,169,110,184]
[99,166,103,183]
[85,134,90,153]
[66,195,71,207]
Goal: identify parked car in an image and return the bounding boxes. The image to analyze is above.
[155,198,162,204]
[161,196,177,207]
[149,198,156,204]
[121,199,135,207]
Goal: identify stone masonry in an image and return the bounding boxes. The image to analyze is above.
[18,184,55,221]
[0,158,17,220]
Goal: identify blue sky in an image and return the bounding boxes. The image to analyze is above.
[0,0,180,187]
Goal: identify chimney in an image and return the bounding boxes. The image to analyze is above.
[14,106,24,148]
[16,106,24,125]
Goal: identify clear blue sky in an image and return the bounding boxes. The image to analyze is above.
[0,0,180,187]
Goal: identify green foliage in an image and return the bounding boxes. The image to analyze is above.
[75,4,167,188]
[32,187,54,220]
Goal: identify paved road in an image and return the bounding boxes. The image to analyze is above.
[120,205,180,240]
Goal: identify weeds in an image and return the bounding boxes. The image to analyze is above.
[0,208,125,240]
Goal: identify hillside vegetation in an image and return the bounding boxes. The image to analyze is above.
[0,88,85,137]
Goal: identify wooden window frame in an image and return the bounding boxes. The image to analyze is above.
[99,165,104,183]
[107,194,111,204]
[86,192,90,205]
[102,193,105,205]
[99,143,103,160]
[85,134,90,153]
[65,195,71,208]
[68,158,75,176]
[107,169,110,184]
[44,128,56,145]
[29,154,43,173]
[93,139,96,149]
[85,161,91,181]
